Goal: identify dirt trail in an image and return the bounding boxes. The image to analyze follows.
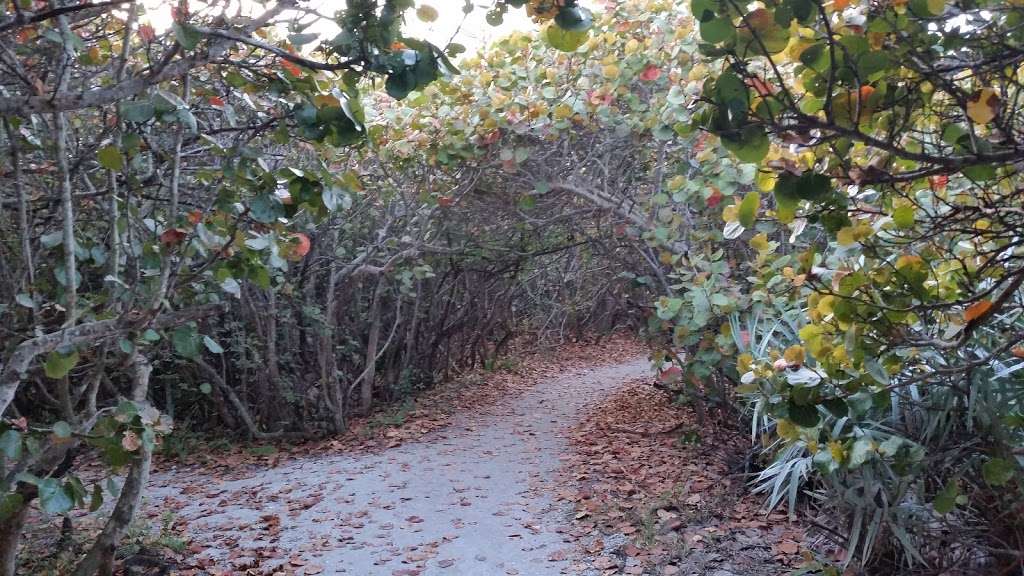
[148,358,650,575]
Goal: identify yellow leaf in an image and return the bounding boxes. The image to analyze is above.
[896,254,923,269]
[831,345,847,363]
[817,295,835,316]
[836,226,857,246]
[783,345,805,365]
[829,440,846,463]
[415,4,438,22]
[313,94,341,108]
[964,299,992,322]
[966,88,1000,124]
[756,170,777,192]
[749,233,770,252]
[777,419,799,440]
[602,64,621,79]
[737,353,753,374]
[491,91,509,108]
[722,203,739,223]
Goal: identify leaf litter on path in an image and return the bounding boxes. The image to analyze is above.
[143,336,653,575]
[556,379,812,575]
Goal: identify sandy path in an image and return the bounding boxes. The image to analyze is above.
[148,358,649,575]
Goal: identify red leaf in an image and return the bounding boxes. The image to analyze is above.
[138,23,156,43]
[170,1,189,22]
[481,130,501,146]
[208,96,225,107]
[159,228,186,246]
[706,188,724,208]
[746,76,774,97]
[658,366,682,384]
[639,64,661,82]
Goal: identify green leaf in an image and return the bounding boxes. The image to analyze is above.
[0,430,22,459]
[118,338,135,354]
[544,24,588,52]
[715,70,749,110]
[775,172,832,202]
[691,0,718,22]
[736,8,790,57]
[173,22,202,50]
[738,191,760,228]
[981,458,1016,487]
[909,0,945,17]
[0,493,24,522]
[38,478,74,515]
[846,389,874,416]
[700,17,735,43]
[199,382,213,395]
[249,194,284,224]
[787,399,820,427]
[933,478,958,515]
[172,325,200,359]
[722,125,768,163]
[385,69,418,100]
[44,351,80,380]
[288,32,320,46]
[52,421,72,439]
[847,437,874,469]
[96,145,124,171]
[554,6,592,32]
[120,101,155,123]
[892,205,915,228]
[203,335,224,354]
[89,484,103,512]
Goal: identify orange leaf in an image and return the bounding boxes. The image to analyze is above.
[281,59,302,78]
[1012,346,1024,359]
[283,232,311,261]
[964,299,992,322]
[208,96,225,106]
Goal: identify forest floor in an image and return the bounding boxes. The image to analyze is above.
[26,338,812,575]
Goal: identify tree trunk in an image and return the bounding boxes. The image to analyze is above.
[359,279,386,414]
[195,359,279,440]
[70,441,152,576]
[320,224,345,432]
[0,487,31,576]
[72,353,155,576]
